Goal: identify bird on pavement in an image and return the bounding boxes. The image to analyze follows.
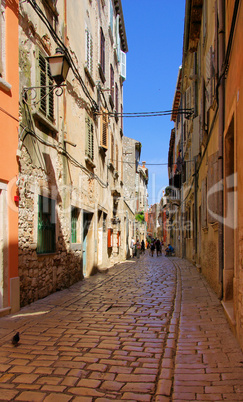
[12,332,20,346]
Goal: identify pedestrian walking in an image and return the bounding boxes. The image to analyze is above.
[136,238,141,258]
[155,238,162,257]
[130,237,135,257]
[150,241,155,257]
[141,239,145,254]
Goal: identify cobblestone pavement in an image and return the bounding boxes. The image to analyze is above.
[0,254,243,401]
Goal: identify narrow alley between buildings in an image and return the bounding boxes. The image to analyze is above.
[0,253,242,402]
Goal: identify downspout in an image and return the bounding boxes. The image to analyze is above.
[218,0,225,298]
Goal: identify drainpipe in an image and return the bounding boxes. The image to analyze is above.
[218,0,225,298]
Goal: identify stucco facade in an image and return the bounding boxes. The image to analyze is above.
[0,0,19,315]
[18,0,128,306]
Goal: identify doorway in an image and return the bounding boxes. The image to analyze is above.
[224,117,235,301]
[82,212,93,276]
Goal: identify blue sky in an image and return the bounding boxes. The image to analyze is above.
[121,0,185,206]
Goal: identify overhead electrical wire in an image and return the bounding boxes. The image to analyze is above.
[25,0,99,112]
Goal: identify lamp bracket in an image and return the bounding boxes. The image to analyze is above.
[22,84,66,105]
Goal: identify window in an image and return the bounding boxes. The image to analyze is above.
[100,109,108,149]
[109,0,114,36]
[100,27,105,76]
[115,15,120,62]
[115,83,119,112]
[0,0,5,78]
[85,115,94,160]
[110,64,114,107]
[37,51,54,120]
[37,195,56,254]
[120,104,123,132]
[120,51,126,81]
[99,27,105,83]
[116,144,118,171]
[85,26,93,76]
[71,207,81,243]
[110,132,114,164]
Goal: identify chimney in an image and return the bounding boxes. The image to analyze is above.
[142,161,146,168]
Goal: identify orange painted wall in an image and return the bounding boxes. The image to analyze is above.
[0,0,19,293]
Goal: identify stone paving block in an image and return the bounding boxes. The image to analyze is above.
[68,386,105,397]
[43,394,72,402]
[15,391,47,401]
[0,389,20,400]
[12,374,40,384]
[121,392,152,401]
[121,382,155,393]
[156,379,172,396]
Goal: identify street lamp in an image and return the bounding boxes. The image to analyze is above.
[47,48,70,86]
[22,48,71,102]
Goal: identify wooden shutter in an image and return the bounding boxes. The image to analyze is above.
[100,109,108,149]
[115,15,120,62]
[120,51,126,81]
[38,52,54,120]
[86,116,94,160]
[108,228,113,247]
[109,0,113,35]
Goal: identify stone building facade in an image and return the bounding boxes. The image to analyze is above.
[18,0,128,306]
[167,0,243,350]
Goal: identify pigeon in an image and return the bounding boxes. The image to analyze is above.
[12,332,20,346]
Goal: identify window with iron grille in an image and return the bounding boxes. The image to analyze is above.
[37,195,56,254]
[85,115,94,160]
[37,52,54,121]
[100,27,105,75]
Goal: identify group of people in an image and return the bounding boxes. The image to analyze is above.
[130,237,175,258]
[130,238,145,258]
[149,238,162,257]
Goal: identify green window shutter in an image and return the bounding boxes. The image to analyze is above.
[71,207,78,243]
[37,195,56,254]
[37,51,54,120]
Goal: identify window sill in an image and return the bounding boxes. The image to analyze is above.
[33,110,58,134]
[71,243,82,251]
[109,95,114,109]
[84,66,95,88]
[37,251,57,256]
[99,145,107,156]
[85,156,96,168]
[98,64,106,84]
[43,0,59,17]
[0,78,12,92]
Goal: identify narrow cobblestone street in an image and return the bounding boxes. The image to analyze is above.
[0,253,242,402]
